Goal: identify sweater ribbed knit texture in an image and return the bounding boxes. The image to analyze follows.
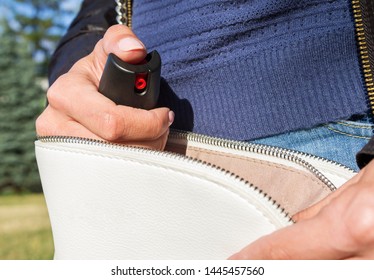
[133,0,369,140]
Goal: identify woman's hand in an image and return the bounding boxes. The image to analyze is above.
[229,160,374,259]
[36,24,174,150]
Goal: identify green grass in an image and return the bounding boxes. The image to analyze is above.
[0,194,54,259]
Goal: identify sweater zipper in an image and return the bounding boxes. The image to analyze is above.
[115,0,132,28]
[352,0,374,117]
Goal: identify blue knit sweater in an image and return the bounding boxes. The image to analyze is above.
[49,0,369,140]
[132,0,368,140]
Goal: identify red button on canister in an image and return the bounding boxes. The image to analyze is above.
[135,74,147,91]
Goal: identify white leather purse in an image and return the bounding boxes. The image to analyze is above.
[35,130,355,259]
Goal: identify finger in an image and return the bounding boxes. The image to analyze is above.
[36,106,170,150]
[101,24,147,62]
[293,169,365,222]
[357,159,374,184]
[60,124,170,151]
[46,84,174,142]
[228,213,351,260]
[124,129,170,151]
[229,165,374,260]
[71,24,147,84]
[36,105,100,139]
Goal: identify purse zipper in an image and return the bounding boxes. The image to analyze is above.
[36,133,291,223]
[38,130,353,190]
[167,130,355,190]
[352,0,374,117]
[37,130,355,222]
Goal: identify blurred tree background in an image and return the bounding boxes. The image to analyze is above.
[0,0,81,194]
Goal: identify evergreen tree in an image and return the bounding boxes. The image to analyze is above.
[0,20,45,193]
[10,0,77,75]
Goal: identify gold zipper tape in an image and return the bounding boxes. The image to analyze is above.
[127,0,132,28]
[352,0,374,116]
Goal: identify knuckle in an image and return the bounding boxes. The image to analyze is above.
[46,74,69,108]
[46,87,58,107]
[344,190,374,248]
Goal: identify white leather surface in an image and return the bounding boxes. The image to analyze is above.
[35,140,291,260]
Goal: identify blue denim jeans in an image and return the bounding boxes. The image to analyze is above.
[251,116,373,171]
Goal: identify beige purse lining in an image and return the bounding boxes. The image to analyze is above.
[166,142,332,216]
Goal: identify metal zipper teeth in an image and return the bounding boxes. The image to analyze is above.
[37,135,292,223]
[115,0,132,28]
[169,130,355,192]
[126,0,132,28]
[352,0,374,116]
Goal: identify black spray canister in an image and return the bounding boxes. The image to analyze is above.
[99,50,161,110]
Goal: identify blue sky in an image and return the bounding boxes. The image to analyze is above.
[0,0,82,28]
[0,0,83,62]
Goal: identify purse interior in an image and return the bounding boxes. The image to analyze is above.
[165,139,333,217]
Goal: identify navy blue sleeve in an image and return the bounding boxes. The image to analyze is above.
[48,0,117,85]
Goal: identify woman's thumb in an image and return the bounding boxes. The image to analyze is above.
[101,24,147,63]
[78,24,147,83]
